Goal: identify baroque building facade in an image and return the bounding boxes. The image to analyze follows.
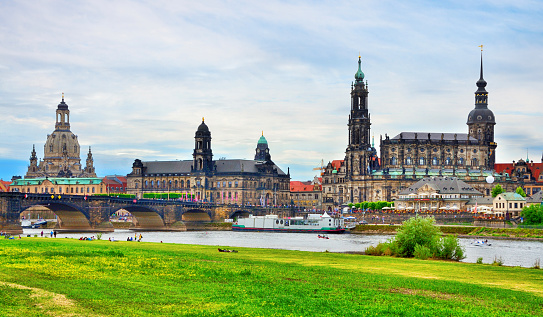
[127,120,291,205]
[322,54,510,211]
[25,95,96,178]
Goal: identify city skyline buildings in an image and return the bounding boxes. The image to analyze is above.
[1,1,542,182]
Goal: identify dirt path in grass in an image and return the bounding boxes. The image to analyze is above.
[0,281,102,317]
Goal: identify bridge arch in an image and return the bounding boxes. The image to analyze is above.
[181,208,212,222]
[21,202,92,230]
[229,210,252,220]
[111,205,166,230]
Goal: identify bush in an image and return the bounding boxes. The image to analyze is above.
[365,216,465,261]
[413,244,432,260]
[438,235,465,261]
[476,257,483,264]
[492,256,504,266]
[394,216,441,257]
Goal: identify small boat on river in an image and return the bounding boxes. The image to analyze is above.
[472,240,492,246]
[232,212,346,234]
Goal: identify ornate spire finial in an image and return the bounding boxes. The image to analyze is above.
[478,44,483,52]
[62,92,64,101]
[262,130,264,136]
[202,117,204,122]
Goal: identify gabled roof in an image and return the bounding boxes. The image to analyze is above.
[496,192,526,201]
[526,190,543,204]
[0,179,11,192]
[399,176,482,196]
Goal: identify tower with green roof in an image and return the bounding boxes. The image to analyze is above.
[255,132,270,162]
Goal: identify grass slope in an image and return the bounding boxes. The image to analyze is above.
[0,238,542,316]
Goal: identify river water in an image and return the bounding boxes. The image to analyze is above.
[23,229,543,268]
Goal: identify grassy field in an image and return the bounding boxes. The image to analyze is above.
[1,238,542,316]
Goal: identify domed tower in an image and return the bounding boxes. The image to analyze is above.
[192,118,214,173]
[345,56,373,177]
[25,94,95,178]
[255,132,270,162]
[467,52,497,169]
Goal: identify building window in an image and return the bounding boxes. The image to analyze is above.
[59,187,62,194]
[405,157,412,165]
[187,180,190,187]
[432,157,438,166]
[235,181,238,188]
[391,156,397,165]
[445,157,451,165]
[459,157,464,166]
[76,187,78,193]
[229,182,232,188]
[419,157,425,165]
[471,158,478,166]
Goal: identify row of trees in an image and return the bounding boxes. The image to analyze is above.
[491,184,526,198]
[348,201,394,211]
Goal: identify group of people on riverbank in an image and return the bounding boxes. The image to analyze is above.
[126,233,143,242]
[40,230,57,238]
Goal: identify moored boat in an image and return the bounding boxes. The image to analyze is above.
[232,212,345,233]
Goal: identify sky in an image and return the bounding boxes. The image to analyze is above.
[1,0,542,182]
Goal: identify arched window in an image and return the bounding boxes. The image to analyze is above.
[432,157,438,166]
[391,156,397,165]
[419,157,425,165]
[187,180,190,188]
[174,180,178,189]
[471,158,478,166]
[157,180,160,188]
[150,181,154,187]
[445,157,451,165]
[406,157,412,165]
[145,180,148,188]
[458,157,464,166]
[180,180,184,188]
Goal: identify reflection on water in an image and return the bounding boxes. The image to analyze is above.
[22,229,543,268]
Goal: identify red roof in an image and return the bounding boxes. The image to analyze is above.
[330,160,344,170]
[494,162,543,182]
[0,179,11,192]
[290,181,321,192]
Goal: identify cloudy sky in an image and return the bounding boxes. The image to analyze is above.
[1,0,542,182]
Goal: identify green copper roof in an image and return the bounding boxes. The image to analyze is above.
[355,57,365,81]
[257,134,268,145]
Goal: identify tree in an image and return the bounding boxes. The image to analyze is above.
[394,216,442,257]
[521,204,543,225]
[515,186,527,198]
[491,184,504,197]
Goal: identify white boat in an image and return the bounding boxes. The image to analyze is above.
[471,240,492,246]
[232,212,346,233]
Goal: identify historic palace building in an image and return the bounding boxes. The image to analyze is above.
[24,94,96,179]
[322,53,514,211]
[127,120,291,205]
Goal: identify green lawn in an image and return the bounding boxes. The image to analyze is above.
[1,238,542,316]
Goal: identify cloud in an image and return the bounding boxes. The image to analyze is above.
[0,0,542,182]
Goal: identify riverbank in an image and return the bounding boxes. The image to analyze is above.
[0,238,542,316]
[351,224,543,240]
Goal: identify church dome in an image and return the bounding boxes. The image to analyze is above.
[354,56,365,81]
[467,108,495,124]
[197,119,209,132]
[257,134,267,145]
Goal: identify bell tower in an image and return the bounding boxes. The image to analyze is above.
[345,56,373,177]
[55,93,70,131]
[466,49,497,169]
[192,118,214,173]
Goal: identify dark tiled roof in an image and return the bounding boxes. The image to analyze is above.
[526,190,543,203]
[142,159,286,176]
[399,176,482,196]
[391,132,478,142]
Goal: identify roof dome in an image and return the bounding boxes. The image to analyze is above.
[467,108,495,124]
[197,118,209,132]
[354,56,364,81]
[257,133,267,145]
[57,94,69,110]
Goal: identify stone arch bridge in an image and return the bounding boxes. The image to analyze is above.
[0,193,294,234]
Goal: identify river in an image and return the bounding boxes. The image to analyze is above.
[23,228,543,268]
